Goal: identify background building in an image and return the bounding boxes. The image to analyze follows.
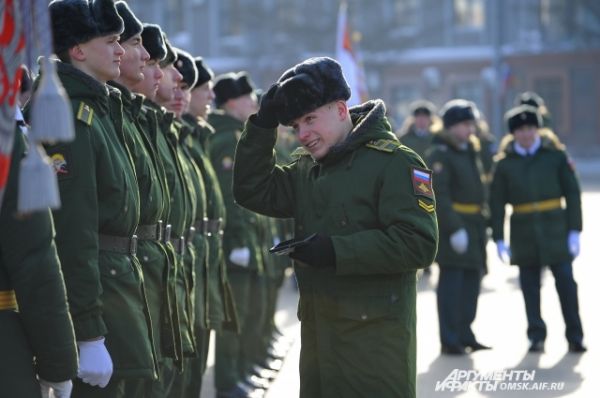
[128,0,600,151]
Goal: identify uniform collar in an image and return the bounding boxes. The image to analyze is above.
[514,135,541,156]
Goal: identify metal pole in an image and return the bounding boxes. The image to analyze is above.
[490,0,503,138]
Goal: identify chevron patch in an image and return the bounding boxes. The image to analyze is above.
[418,199,435,213]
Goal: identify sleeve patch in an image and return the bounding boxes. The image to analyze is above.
[46,146,73,179]
[418,198,435,213]
[411,166,433,199]
[76,102,94,126]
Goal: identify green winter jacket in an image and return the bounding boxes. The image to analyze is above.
[233,100,438,398]
[490,129,582,266]
[44,62,156,378]
[426,132,488,269]
[0,130,78,397]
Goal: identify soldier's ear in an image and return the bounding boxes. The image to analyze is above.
[335,100,349,121]
[69,45,86,62]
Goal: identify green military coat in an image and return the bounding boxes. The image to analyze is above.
[182,114,237,331]
[208,111,263,274]
[397,122,438,163]
[233,100,438,398]
[426,132,488,269]
[44,63,156,378]
[0,130,78,397]
[490,129,582,266]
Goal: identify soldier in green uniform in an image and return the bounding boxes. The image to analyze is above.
[45,1,157,396]
[1,127,78,398]
[491,105,586,353]
[130,23,183,397]
[209,71,270,397]
[233,57,438,398]
[109,4,178,397]
[426,100,491,355]
[182,56,241,397]
[395,99,442,162]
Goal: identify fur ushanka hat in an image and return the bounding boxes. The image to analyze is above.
[273,57,351,126]
[141,24,167,61]
[49,0,124,54]
[505,105,543,133]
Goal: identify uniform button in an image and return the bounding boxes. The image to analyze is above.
[143,255,149,262]
[110,269,117,276]
[125,257,131,263]
[149,195,153,202]
[124,206,128,211]
[340,220,347,227]
[360,314,368,321]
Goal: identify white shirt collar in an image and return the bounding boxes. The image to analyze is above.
[514,135,541,156]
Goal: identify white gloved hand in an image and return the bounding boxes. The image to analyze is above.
[450,228,468,254]
[568,230,580,258]
[273,237,281,247]
[77,337,113,388]
[229,247,250,267]
[40,379,72,398]
[496,240,511,264]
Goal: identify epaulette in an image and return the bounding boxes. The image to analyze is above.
[290,146,311,159]
[76,102,94,126]
[365,139,401,153]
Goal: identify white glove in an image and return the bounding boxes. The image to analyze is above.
[273,237,281,246]
[450,228,468,254]
[229,247,250,267]
[568,230,580,258]
[496,240,511,264]
[40,379,72,398]
[77,337,113,388]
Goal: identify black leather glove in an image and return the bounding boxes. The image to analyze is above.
[289,234,336,269]
[252,83,280,129]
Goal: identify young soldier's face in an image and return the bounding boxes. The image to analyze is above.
[166,82,190,117]
[449,120,475,143]
[118,34,150,87]
[75,34,124,82]
[513,125,539,149]
[131,59,163,100]
[155,65,183,105]
[189,81,215,118]
[414,114,431,131]
[292,101,349,160]
[225,93,258,122]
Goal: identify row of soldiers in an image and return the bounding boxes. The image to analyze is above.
[396,94,586,355]
[1,1,298,398]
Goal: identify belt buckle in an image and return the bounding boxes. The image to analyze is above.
[203,217,209,235]
[164,224,172,243]
[188,226,196,242]
[157,220,163,242]
[130,235,138,256]
[178,236,186,255]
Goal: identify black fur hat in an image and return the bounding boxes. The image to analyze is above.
[49,0,124,55]
[440,99,478,129]
[159,34,176,68]
[515,91,545,108]
[273,57,350,126]
[193,57,214,89]
[410,100,436,117]
[213,72,255,107]
[505,105,542,133]
[141,24,166,61]
[115,1,142,43]
[174,49,198,88]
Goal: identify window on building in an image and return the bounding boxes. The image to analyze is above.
[454,0,485,30]
[540,0,568,42]
[395,0,419,30]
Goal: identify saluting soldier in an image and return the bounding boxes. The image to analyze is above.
[396,100,441,162]
[1,127,78,397]
[181,56,241,397]
[426,99,491,355]
[491,105,586,353]
[44,0,157,396]
[209,71,270,397]
[233,57,438,398]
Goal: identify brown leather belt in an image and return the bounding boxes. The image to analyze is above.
[136,221,163,241]
[99,234,138,255]
[0,290,17,311]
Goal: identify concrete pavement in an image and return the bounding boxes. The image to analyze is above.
[202,179,599,398]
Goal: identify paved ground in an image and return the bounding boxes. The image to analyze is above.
[202,167,599,398]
